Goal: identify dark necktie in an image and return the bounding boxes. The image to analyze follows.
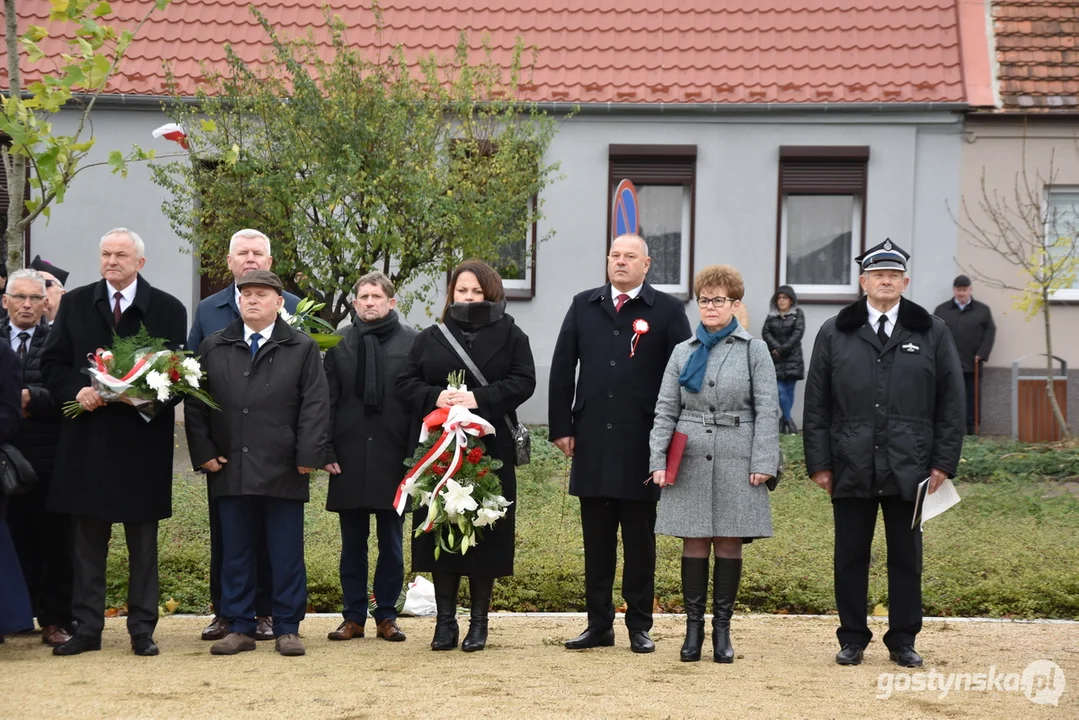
[250,332,262,360]
[615,293,630,313]
[877,315,889,346]
[113,291,123,326]
[16,331,29,363]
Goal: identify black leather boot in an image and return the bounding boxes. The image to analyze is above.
[787,418,798,434]
[462,576,494,652]
[712,558,742,663]
[680,557,709,662]
[430,573,460,651]
[779,418,790,435]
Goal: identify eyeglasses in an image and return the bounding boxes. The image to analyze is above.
[45,279,62,290]
[6,293,46,303]
[697,296,736,308]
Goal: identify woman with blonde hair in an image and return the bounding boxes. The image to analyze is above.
[648,264,780,663]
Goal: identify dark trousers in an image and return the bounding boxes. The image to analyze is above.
[218,496,306,637]
[71,516,158,638]
[963,371,981,435]
[208,481,272,616]
[338,509,404,625]
[579,497,657,632]
[833,497,923,650]
[777,379,798,423]
[7,477,74,628]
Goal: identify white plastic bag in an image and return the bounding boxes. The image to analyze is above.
[400,575,437,617]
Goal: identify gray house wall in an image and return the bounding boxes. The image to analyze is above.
[28,107,963,426]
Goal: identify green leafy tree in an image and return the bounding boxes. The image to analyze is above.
[1,0,170,269]
[956,146,1077,438]
[151,7,561,324]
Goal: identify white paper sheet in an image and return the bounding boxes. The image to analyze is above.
[911,477,961,530]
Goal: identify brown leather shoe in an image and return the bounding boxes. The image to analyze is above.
[327,619,365,641]
[210,632,256,656]
[275,633,305,656]
[376,618,406,642]
[201,616,229,641]
[41,625,73,648]
[254,616,274,641]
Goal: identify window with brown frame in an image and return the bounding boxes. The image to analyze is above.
[608,145,696,296]
[776,146,869,299]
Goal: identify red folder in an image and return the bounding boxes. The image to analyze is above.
[665,431,688,486]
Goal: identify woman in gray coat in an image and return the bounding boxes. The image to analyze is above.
[649,264,780,664]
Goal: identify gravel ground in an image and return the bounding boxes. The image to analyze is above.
[1,614,1076,719]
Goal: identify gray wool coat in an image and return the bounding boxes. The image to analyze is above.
[648,326,781,539]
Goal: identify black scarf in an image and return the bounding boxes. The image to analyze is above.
[448,299,505,345]
[353,311,400,410]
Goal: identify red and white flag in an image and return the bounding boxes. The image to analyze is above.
[151,123,189,149]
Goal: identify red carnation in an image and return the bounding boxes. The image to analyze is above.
[466,447,484,464]
[477,469,488,478]
[432,464,448,475]
[439,451,452,463]
[168,368,181,382]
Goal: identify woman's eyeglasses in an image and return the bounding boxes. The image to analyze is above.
[697,296,735,308]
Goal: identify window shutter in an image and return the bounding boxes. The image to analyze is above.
[779,146,869,194]
[609,145,696,184]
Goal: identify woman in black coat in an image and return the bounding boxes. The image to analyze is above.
[761,285,805,434]
[397,259,536,653]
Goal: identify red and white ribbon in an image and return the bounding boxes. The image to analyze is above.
[87,348,170,394]
[630,318,650,357]
[394,405,496,529]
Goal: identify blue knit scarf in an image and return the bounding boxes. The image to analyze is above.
[678,318,740,393]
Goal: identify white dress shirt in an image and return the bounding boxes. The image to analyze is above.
[866,298,900,338]
[610,283,643,302]
[243,322,276,344]
[106,278,138,315]
[8,323,35,353]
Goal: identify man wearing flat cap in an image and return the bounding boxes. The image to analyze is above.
[185,270,329,658]
[934,275,995,435]
[803,239,964,669]
[29,255,69,325]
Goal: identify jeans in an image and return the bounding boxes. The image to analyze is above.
[777,379,798,423]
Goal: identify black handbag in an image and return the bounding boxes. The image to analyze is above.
[0,444,39,496]
[437,324,531,466]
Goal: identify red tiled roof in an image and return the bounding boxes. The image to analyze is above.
[992,0,1079,110]
[2,0,988,105]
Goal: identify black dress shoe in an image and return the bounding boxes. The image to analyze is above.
[131,634,160,656]
[629,629,656,654]
[254,616,274,641]
[889,645,923,668]
[835,644,864,666]
[564,627,615,650]
[52,634,102,656]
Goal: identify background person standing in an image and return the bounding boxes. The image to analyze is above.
[933,275,995,435]
[761,284,805,434]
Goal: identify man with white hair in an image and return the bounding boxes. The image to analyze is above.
[187,228,300,643]
[42,228,187,657]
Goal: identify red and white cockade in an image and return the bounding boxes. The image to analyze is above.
[630,318,650,357]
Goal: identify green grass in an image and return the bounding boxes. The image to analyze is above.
[108,431,1079,619]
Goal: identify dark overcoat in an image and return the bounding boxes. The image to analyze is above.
[932,297,996,373]
[185,317,329,502]
[187,283,300,352]
[548,283,691,501]
[397,314,536,577]
[324,315,419,511]
[42,276,187,523]
[0,321,60,477]
[802,297,965,501]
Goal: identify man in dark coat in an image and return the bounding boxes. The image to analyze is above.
[2,269,72,647]
[42,228,188,657]
[187,229,301,642]
[549,234,691,653]
[803,239,964,669]
[933,275,995,435]
[323,271,418,643]
[29,255,70,325]
[185,270,329,658]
